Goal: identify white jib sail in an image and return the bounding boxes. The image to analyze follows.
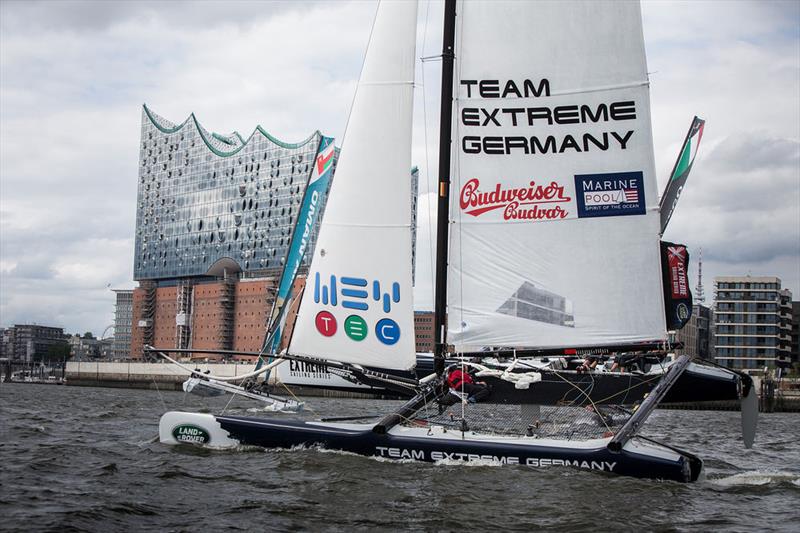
[288,0,418,370]
[447,0,666,350]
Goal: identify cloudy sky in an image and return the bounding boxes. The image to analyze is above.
[1,0,798,336]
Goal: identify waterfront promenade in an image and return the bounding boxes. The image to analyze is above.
[64,360,259,390]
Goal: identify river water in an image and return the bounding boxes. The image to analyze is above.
[1,382,798,532]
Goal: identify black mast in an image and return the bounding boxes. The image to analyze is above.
[433,0,457,377]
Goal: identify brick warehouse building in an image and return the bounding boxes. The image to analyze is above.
[131,106,419,360]
[130,276,307,358]
[414,311,434,353]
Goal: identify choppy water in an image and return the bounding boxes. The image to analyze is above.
[1,383,798,532]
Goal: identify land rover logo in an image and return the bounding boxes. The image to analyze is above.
[172,424,210,444]
[677,303,690,321]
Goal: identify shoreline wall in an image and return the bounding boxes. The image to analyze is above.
[65,361,264,391]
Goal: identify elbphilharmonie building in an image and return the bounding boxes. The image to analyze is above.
[131,106,337,359]
[130,106,419,361]
[135,105,328,280]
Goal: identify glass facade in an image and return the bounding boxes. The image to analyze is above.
[134,106,332,281]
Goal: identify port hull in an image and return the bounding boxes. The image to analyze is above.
[201,414,701,482]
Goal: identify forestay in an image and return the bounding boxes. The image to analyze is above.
[447,0,666,350]
[288,0,418,370]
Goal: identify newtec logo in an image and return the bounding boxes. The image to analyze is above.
[312,273,401,346]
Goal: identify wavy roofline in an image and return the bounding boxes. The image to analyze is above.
[142,104,323,157]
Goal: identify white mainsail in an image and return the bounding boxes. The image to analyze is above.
[447,0,666,350]
[288,0,418,370]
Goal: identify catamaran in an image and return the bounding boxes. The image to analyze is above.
[159,0,756,482]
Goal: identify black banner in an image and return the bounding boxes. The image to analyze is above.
[661,241,693,330]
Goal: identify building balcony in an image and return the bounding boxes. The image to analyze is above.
[715,332,779,337]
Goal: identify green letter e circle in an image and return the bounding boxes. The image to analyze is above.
[344,315,368,341]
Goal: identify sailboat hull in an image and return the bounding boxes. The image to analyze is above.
[480,371,655,406]
[662,363,745,403]
[281,355,743,407]
[481,363,744,406]
[158,412,700,483]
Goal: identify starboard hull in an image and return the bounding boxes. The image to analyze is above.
[282,356,745,407]
[159,411,702,483]
[481,362,745,406]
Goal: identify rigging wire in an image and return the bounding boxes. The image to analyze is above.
[340,0,381,145]
[258,0,383,365]
[220,390,237,415]
[420,0,437,310]
[151,373,168,413]
[276,379,317,417]
[454,3,466,365]
[150,354,191,412]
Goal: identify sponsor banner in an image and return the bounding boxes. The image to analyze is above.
[660,241,693,330]
[265,136,335,354]
[447,1,666,350]
[659,116,705,233]
[575,171,646,218]
[274,358,373,389]
[459,177,573,221]
[172,424,210,444]
[373,446,617,472]
[309,273,404,347]
[457,170,647,223]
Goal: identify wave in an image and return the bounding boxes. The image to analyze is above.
[710,471,800,487]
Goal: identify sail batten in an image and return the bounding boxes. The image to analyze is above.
[447,0,666,351]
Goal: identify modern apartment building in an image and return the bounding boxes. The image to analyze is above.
[675,303,713,360]
[68,335,101,360]
[0,328,8,360]
[791,301,800,367]
[713,276,793,371]
[113,289,133,359]
[3,325,68,363]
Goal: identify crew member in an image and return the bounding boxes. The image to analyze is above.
[447,364,490,403]
[577,356,599,373]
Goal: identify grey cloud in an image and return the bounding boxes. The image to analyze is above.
[663,128,799,267]
[706,134,800,173]
[643,0,799,46]
[701,225,799,264]
[0,0,332,33]
[3,258,56,281]
[682,133,800,214]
